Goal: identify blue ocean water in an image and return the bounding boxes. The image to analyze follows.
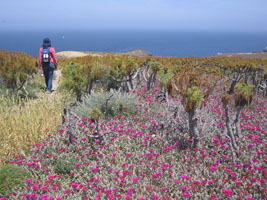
[0,30,266,57]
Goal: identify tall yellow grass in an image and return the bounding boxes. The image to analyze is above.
[0,92,71,164]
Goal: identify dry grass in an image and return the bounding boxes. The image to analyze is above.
[0,92,71,164]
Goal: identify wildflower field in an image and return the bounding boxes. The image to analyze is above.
[0,52,266,199]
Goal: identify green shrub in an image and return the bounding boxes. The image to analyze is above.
[61,63,88,100]
[75,89,139,118]
[0,164,32,197]
[186,86,204,111]
[53,156,77,175]
[234,82,254,107]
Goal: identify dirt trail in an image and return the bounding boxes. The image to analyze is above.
[52,69,62,91]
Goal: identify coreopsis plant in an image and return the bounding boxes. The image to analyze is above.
[172,68,219,147]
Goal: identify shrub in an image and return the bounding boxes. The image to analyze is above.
[53,156,78,175]
[0,50,37,91]
[75,89,139,118]
[0,164,31,197]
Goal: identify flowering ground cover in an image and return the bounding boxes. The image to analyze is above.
[1,83,266,200]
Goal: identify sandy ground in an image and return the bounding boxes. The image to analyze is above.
[56,51,102,59]
[52,69,62,91]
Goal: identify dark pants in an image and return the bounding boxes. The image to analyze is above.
[43,63,54,92]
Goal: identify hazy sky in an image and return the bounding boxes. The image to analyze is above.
[1,0,267,31]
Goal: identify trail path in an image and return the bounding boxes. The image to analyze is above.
[52,69,62,92]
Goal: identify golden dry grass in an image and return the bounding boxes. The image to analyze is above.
[0,92,71,164]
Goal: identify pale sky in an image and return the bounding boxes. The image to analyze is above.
[1,0,267,31]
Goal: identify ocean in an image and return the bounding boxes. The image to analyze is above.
[0,30,266,57]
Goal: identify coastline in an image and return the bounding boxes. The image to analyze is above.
[56,50,267,59]
[214,52,267,59]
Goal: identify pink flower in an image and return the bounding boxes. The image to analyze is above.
[65,189,72,194]
[257,149,264,154]
[235,180,242,185]
[26,178,32,184]
[72,182,79,188]
[251,177,257,182]
[133,177,139,182]
[151,195,159,200]
[139,197,146,200]
[108,194,114,200]
[75,163,81,167]
[183,192,190,197]
[208,180,214,184]
[210,166,216,171]
[142,173,147,177]
[181,185,187,190]
[222,189,233,196]
[248,144,254,147]
[161,187,167,192]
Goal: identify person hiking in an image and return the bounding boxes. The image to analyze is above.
[39,38,58,93]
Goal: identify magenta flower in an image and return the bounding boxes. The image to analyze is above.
[222,189,233,196]
[125,195,131,200]
[235,180,242,185]
[208,180,214,184]
[257,149,264,154]
[151,195,159,199]
[248,144,254,147]
[161,187,167,192]
[59,129,64,133]
[26,178,32,184]
[181,185,187,190]
[183,192,190,197]
[132,177,139,182]
[72,182,79,188]
[210,166,216,171]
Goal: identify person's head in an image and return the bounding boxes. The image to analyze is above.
[42,38,51,48]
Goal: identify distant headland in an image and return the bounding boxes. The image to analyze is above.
[56,49,153,59]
